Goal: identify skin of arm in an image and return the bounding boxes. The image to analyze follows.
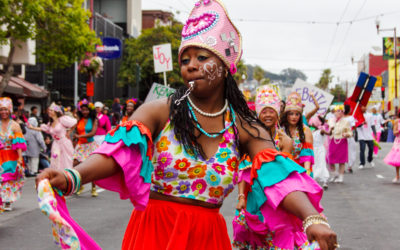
[278,130,294,155]
[303,126,313,173]
[394,119,399,137]
[36,99,169,190]
[305,94,320,122]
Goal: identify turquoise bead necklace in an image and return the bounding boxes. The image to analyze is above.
[187,101,236,138]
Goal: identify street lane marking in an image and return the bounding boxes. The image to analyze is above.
[97,188,105,193]
[376,174,384,179]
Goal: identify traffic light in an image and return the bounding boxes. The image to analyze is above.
[381,87,385,99]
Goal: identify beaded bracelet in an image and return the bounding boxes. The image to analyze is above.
[303,214,330,233]
[62,169,82,195]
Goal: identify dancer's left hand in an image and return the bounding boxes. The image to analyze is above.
[306,224,338,250]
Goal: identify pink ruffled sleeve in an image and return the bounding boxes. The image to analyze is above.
[260,171,323,248]
[59,116,77,129]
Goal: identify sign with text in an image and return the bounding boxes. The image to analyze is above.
[96,37,122,59]
[383,37,400,60]
[291,79,334,115]
[153,43,173,73]
[144,82,176,103]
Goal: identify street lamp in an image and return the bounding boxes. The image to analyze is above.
[376,18,398,113]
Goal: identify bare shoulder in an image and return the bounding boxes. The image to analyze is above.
[10,120,22,133]
[130,98,170,137]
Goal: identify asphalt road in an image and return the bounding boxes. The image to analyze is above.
[0,143,399,249]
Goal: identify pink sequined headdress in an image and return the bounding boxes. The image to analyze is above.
[178,0,242,74]
[284,92,304,113]
[255,85,281,117]
[49,102,62,113]
[0,97,13,112]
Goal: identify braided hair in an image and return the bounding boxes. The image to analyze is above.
[281,111,306,143]
[169,73,273,159]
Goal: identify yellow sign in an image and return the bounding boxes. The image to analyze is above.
[375,76,382,87]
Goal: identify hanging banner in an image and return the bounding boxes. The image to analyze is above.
[144,83,176,103]
[86,81,94,97]
[153,43,173,73]
[96,37,122,59]
[291,79,334,115]
[382,37,400,60]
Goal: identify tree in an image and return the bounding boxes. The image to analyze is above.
[260,78,271,85]
[253,65,265,83]
[280,68,307,84]
[118,20,183,98]
[330,84,346,103]
[316,69,333,90]
[0,0,99,96]
[233,59,247,84]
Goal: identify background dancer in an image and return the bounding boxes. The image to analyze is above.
[384,111,400,183]
[73,99,99,197]
[30,103,77,171]
[326,105,352,183]
[0,97,27,211]
[309,115,330,189]
[94,101,111,146]
[281,92,315,176]
[344,104,357,173]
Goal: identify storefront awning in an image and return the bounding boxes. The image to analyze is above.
[1,75,48,98]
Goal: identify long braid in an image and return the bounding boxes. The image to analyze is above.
[169,73,274,159]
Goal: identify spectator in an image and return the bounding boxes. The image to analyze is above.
[357,105,375,169]
[111,97,122,117]
[39,135,52,172]
[25,117,46,177]
[30,106,41,124]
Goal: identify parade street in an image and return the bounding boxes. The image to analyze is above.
[0,143,399,250]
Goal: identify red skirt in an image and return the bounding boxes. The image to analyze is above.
[122,199,232,250]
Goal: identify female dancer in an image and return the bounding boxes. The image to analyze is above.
[30,103,77,171]
[326,105,352,183]
[94,101,111,146]
[384,111,400,182]
[308,115,330,190]
[73,99,99,196]
[0,97,27,211]
[281,92,315,176]
[255,85,293,154]
[37,1,337,249]
[121,98,138,124]
[344,104,356,173]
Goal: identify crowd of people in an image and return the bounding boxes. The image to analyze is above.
[0,0,399,249]
[0,96,141,211]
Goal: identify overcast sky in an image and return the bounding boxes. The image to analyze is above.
[143,0,400,85]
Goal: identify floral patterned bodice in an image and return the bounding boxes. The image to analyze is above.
[151,110,240,205]
[0,121,14,150]
[283,125,306,161]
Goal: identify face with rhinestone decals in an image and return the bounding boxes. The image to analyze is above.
[180,47,226,96]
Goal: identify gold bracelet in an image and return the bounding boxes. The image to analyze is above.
[238,193,245,200]
[303,214,330,232]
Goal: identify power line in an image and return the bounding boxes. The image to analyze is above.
[332,0,368,63]
[324,0,352,67]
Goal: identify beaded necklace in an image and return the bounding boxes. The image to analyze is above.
[187,101,236,138]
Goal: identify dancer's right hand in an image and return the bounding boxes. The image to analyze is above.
[35,169,67,192]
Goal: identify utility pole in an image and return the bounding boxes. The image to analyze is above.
[376,20,398,114]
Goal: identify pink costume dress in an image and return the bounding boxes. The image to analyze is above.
[41,116,77,170]
[384,119,400,167]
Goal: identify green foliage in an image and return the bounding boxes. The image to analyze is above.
[260,78,271,85]
[118,20,184,95]
[233,59,247,84]
[35,0,99,70]
[316,69,333,90]
[280,68,307,83]
[330,84,346,103]
[253,65,265,82]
